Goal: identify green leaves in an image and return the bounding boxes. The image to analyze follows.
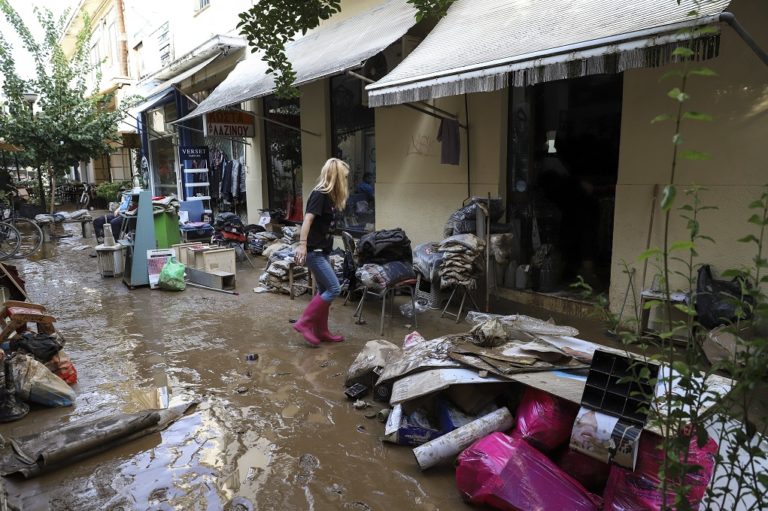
[682,112,714,122]
[661,185,677,211]
[668,87,690,102]
[680,150,712,160]
[238,0,453,98]
[652,114,672,124]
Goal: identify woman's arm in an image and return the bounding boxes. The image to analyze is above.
[295,212,315,265]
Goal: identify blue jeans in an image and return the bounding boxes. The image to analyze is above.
[306,250,340,302]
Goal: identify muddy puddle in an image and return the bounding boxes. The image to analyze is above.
[0,225,480,510]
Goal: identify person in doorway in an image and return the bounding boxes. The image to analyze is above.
[293,158,350,346]
[355,172,375,202]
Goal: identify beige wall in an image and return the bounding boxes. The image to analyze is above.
[610,0,768,311]
[375,90,507,245]
[299,80,332,208]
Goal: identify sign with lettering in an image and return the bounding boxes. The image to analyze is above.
[203,110,255,138]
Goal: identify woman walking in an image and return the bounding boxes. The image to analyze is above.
[293,158,349,346]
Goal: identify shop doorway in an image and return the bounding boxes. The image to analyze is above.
[507,74,623,294]
[263,95,303,222]
[330,73,376,234]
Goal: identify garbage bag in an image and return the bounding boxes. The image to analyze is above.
[456,432,602,511]
[603,433,717,511]
[11,354,75,407]
[555,448,610,494]
[14,332,63,363]
[695,264,753,329]
[512,387,579,453]
[158,257,186,291]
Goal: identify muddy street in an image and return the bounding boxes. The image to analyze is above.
[0,226,497,511]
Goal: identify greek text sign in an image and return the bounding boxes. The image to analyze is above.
[203,110,255,138]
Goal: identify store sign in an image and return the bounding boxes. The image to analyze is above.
[179,146,209,160]
[204,110,255,138]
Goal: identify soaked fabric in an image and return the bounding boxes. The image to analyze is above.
[0,403,195,478]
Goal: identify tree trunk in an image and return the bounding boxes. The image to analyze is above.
[49,172,56,214]
[37,164,46,210]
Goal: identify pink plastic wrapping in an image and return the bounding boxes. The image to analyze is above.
[512,387,579,453]
[555,448,610,494]
[456,432,602,511]
[603,433,718,511]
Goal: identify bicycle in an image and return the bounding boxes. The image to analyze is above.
[78,183,93,209]
[0,190,44,258]
[0,221,21,261]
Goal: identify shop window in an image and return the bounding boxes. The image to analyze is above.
[330,74,375,234]
[263,95,302,220]
[181,102,247,215]
[507,74,623,294]
[147,102,179,197]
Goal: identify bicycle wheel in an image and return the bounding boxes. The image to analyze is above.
[9,217,44,258]
[0,222,21,261]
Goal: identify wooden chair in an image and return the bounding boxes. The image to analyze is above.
[0,300,56,342]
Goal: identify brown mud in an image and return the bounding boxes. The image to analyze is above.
[0,224,610,510]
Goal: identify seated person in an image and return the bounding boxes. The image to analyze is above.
[93,194,135,241]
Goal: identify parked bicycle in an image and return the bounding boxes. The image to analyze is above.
[0,221,21,261]
[0,190,44,258]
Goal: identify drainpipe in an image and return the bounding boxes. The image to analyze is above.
[719,12,768,66]
[115,0,130,78]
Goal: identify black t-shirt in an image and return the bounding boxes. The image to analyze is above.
[306,190,336,251]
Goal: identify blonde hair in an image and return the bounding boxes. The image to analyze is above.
[314,158,350,210]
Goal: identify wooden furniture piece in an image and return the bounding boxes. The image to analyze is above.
[0,301,56,342]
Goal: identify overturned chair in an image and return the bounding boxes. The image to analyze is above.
[0,300,56,343]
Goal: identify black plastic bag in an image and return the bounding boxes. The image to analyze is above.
[695,265,753,329]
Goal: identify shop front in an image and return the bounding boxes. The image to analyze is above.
[366,0,748,313]
[171,0,420,232]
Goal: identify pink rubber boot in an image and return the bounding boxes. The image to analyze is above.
[293,295,324,346]
[317,300,344,343]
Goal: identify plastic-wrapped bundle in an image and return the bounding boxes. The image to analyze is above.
[512,387,579,453]
[444,197,504,237]
[603,433,717,511]
[456,432,602,511]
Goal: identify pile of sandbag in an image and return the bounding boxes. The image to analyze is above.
[438,234,485,289]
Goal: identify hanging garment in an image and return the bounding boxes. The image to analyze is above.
[231,160,240,199]
[221,160,233,201]
[437,118,460,165]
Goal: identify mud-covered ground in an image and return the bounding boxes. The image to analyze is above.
[0,223,611,511]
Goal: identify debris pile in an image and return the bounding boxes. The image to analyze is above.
[343,313,722,511]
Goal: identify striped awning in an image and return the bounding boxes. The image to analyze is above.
[367,0,731,107]
[174,0,417,124]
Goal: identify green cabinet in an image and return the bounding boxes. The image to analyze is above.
[154,212,181,248]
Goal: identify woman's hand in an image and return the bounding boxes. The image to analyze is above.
[295,244,307,265]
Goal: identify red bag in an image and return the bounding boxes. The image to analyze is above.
[555,448,610,494]
[512,387,579,452]
[603,433,717,511]
[456,432,602,511]
[45,350,78,385]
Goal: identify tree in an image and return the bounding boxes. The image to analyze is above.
[237,0,455,98]
[0,1,123,209]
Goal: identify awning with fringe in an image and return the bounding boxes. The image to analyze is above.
[174,0,417,125]
[366,0,731,107]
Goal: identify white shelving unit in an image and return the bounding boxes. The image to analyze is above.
[184,168,213,215]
